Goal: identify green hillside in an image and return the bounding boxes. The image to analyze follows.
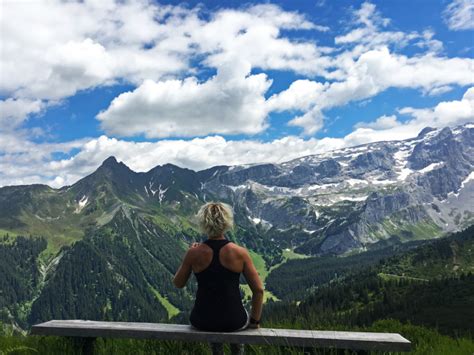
[265,225,474,337]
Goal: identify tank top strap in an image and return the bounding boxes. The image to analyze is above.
[203,239,231,266]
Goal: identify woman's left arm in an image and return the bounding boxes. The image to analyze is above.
[173,246,196,288]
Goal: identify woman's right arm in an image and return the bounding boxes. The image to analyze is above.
[242,248,264,327]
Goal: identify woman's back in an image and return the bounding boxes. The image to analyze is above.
[190,239,248,332]
[173,201,264,353]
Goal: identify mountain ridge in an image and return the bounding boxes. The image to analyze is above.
[1,123,473,257]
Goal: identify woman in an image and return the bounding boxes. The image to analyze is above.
[173,201,264,355]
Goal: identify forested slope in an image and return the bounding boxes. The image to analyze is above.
[265,225,474,336]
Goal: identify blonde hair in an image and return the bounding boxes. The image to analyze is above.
[197,202,234,237]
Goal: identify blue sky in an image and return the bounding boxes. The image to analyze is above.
[0,0,473,187]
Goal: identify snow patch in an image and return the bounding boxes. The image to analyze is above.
[249,216,273,230]
[460,171,474,189]
[148,181,158,196]
[419,162,444,173]
[346,179,368,186]
[445,171,474,199]
[314,209,320,219]
[74,195,88,213]
[251,217,261,224]
[227,184,248,192]
[397,167,413,181]
[158,184,168,204]
[308,183,338,190]
[371,179,397,185]
[342,195,368,202]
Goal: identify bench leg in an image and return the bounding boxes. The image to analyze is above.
[230,343,245,355]
[72,337,96,355]
[209,342,224,355]
[209,343,245,355]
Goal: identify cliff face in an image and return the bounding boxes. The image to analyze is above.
[201,124,474,255]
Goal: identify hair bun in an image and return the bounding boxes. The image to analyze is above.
[197,202,234,237]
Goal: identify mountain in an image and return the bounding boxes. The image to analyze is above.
[0,123,473,329]
[203,123,474,255]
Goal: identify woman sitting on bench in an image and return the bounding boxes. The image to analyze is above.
[173,201,264,355]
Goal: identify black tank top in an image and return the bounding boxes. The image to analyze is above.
[189,239,248,332]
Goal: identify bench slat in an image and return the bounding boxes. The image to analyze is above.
[31,320,411,352]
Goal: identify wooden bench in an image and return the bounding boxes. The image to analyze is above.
[31,320,411,354]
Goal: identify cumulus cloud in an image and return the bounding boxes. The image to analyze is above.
[443,0,474,30]
[333,1,435,56]
[0,99,44,129]
[1,88,472,188]
[1,1,332,137]
[97,61,272,138]
[399,87,474,126]
[0,134,344,188]
[343,87,474,146]
[268,47,474,134]
[0,130,88,187]
[2,0,473,139]
[267,80,328,112]
[355,115,399,130]
[1,1,325,101]
[1,1,190,100]
[261,1,472,135]
[195,5,332,76]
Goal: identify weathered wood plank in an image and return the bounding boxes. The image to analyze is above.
[31,320,411,352]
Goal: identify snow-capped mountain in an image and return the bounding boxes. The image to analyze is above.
[201,124,474,254]
[0,124,472,258]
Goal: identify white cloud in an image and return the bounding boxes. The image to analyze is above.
[399,87,474,126]
[0,129,89,187]
[443,0,474,30]
[1,1,326,101]
[102,35,472,139]
[0,133,344,188]
[415,30,444,54]
[426,85,454,96]
[1,88,472,188]
[266,80,328,112]
[3,0,473,140]
[195,5,332,76]
[0,99,44,129]
[268,47,474,134]
[1,1,193,100]
[97,61,272,138]
[334,1,419,53]
[261,2,472,135]
[343,87,474,146]
[1,1,332,138]
[287,108,325,136]
[355,115,399,130]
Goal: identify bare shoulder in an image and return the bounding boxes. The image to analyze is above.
[227,242,249,259]
[185,243,208,259]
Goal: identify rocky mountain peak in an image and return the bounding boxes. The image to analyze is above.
[417,127,436,138]
[101,156,119,166]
